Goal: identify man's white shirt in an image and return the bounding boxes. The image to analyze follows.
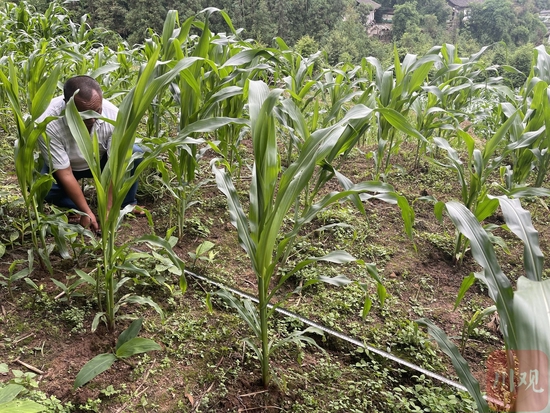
[37,96,118,171]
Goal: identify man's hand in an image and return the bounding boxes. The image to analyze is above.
[53,167,100,233]
[80,211,99,233]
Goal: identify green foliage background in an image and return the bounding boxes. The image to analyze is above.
[17,0,550,78]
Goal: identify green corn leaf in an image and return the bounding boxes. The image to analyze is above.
[513,276,550,355]
[416,318,490,413]
[215,290,261,339]
[492,196,543,281]
[221,49,275,68]
[483,109,518,163]
[116,337,161,359]
[74,353,117,388]
[0,400,46,413]
[311,250,357,264]
[454,273,476,310]
[316,274,353,287]
[116,318,143,351]
[30,64,61,120]
[119,295,164,320]
[212,164,256,263]
[160,10,178,56]
[407,55,438,93]
[474,197,499,222]
[445,201,516,349]
[505,187,550,198]
[177,117,248,138]
[0,384,24,404]
[376,107,427,144]
[434,201,445,223]
[65,97,100,179]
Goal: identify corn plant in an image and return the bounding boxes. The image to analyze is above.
[142,9,246,238]
[0,252,33,301]
[213,79,408,386]
[0,57,61,273]
[432,105,550,263]
[74,318,160,388]
[419,196,548,413]
[269,38,325,162]
[64,46,198,331]
[363,48,439,179]
[507,47,550,187]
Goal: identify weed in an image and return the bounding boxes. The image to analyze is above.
[422,231,454,257]
[185,215,212,237]
[78,398,102,412]
[100,385,120,397]
[59,306,89,334]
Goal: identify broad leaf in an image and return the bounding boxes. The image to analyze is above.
[116,337,161,358]
[0,399,46,413]
[0,384,24,404]
[116,318,143,351]
[492,196,543,281]
[445,201,516,349]
[74,353,117,388]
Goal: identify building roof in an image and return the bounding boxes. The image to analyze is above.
[357,0,381,10]
[447,0,483,7]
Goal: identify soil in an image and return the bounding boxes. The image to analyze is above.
[1,141,547,412]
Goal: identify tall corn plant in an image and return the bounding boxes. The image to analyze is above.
[214,80,398,386]
[64,48,198,331]
[142,11,202,240]
[0,58,61,273]
[419,197,549,413]
[144,9,244,239]
[509,45,550,187]
[363,48,439,179]
[433,106,550,263]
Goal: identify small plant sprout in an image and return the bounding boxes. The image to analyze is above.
[74,318,161,388]
[188,241,217,268]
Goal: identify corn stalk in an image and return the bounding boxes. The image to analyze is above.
[0,58,61,273]
[64,46,195,331]
[214,79,405,386]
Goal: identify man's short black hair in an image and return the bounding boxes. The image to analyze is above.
[63,75,102,103]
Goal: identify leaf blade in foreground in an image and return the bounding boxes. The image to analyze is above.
[416,318,490,413]
[74,353,117,388]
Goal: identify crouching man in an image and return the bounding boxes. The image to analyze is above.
[38,75,142,233]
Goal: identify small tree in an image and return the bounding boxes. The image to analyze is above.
[294,35,319,58]
[392,1,420,41]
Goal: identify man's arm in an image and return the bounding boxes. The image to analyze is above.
[54,167,99,232]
